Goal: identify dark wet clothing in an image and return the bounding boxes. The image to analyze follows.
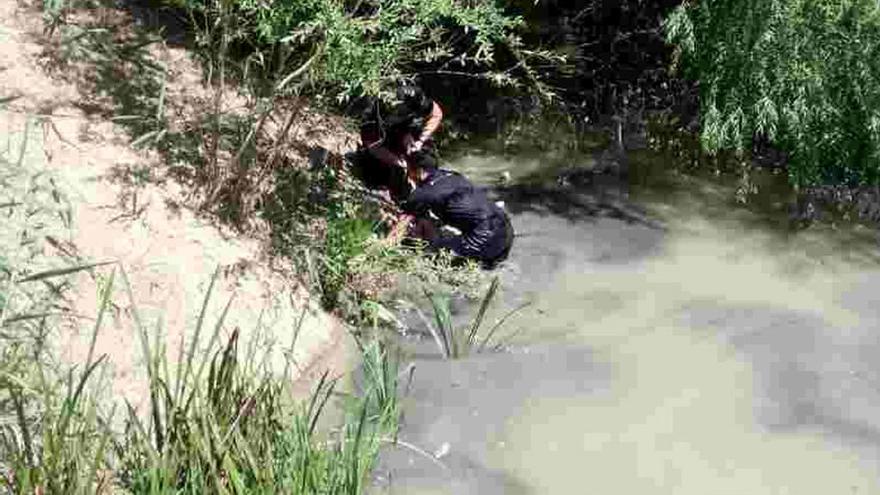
[401,169,514,267]
[359,97,435,155]
[347,150,414,202]
[352,97,436,202]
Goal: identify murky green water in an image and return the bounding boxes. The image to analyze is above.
[377,141,880,494]
[484,232,875,493]
[494,352,876,493]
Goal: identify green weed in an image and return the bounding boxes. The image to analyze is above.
[419,276,528,359]
[0,264,403,494]
[0,117,403,494]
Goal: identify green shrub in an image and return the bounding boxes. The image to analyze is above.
[0,117,83,386]
[1,266,403,494]
[419,276,527,359]
[0,117,404,495]
[665,0,880,187]
[183,0,541,100]
[321,215,377,311]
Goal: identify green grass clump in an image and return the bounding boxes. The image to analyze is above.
[0,118,404,494]
[419,276,528,359]
[1,266,403,494]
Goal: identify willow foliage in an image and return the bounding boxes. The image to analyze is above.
[665,0,880,186]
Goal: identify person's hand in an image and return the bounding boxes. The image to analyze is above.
[385,214,414,245]
[401,133,415,151]
[395,157,408,170]
[407,138,424,154]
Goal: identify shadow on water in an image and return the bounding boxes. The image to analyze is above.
[682,299,880,444]
[377,133,880,494]
[371,344,613,495]
[494,173,663,230]
[444,132,880,268]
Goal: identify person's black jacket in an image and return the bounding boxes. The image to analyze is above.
[400,169,512,264]
[400,169,497,231]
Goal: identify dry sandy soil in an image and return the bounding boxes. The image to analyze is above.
[0,0,353,413]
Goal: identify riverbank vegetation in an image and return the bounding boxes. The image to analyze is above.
[0,121,408,492]
[666,0,880,188]
[504,0,880,224]
[4,0,880,492]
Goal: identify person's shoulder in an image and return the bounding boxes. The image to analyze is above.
[440,168,469,181]
[360,100,377,118]
[436,169,475,188]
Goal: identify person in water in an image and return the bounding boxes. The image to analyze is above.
[396,151,514,269]
[356,85,444,201]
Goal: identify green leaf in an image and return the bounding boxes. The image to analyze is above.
[17,261,113,283]
[0,95,21,106]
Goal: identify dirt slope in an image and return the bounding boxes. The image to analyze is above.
[0,0,351,413]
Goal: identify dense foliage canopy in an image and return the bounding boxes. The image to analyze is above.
[181,0,542,101]
[665,0,880,187]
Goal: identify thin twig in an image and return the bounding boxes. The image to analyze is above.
[413,304,449,359]
[1,108,90,119]
[267,97,306,170]
[220,396,256,446]
[379,437,450,471]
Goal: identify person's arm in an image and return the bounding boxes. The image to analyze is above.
[362,126,407,169]
[413,101,443,149]
[384,212,416,245]
[399,186,433,216]
[406,101,443,154]
[368,144,407,169]
[393,185,439,246]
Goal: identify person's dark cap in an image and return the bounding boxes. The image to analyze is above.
[396,85,423,102]
[396,85,429,112]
